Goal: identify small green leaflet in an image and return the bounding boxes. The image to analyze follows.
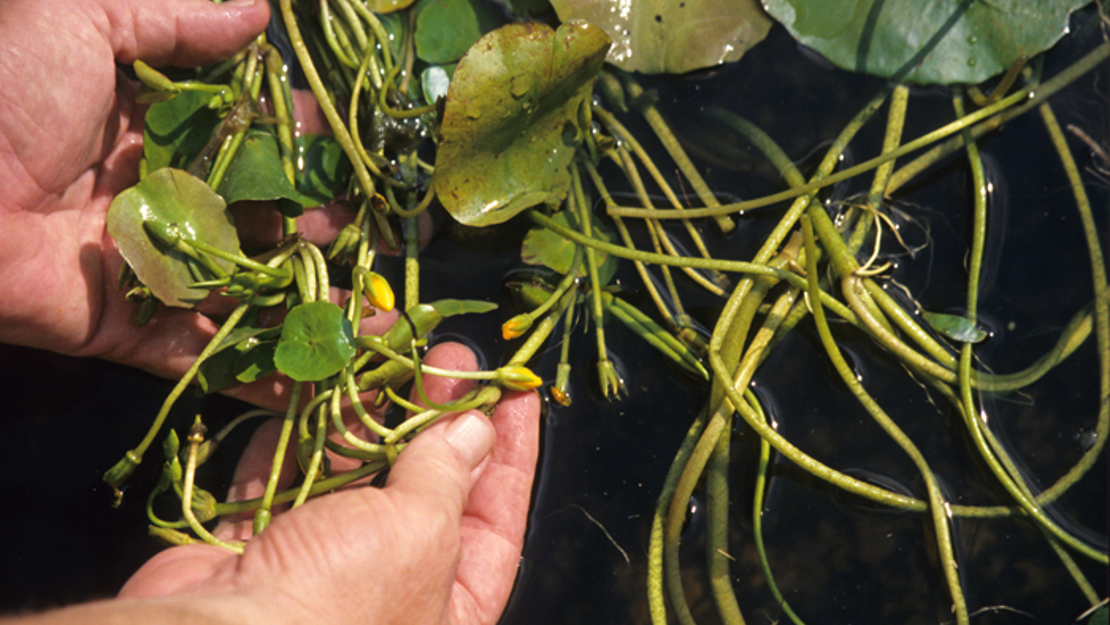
[274,301,357,382]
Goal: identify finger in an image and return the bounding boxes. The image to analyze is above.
[450,389,541,625]
[118,543,235,598]
[385,341,487,509]
[410,341,479,412]
[385,410,496,520]
[213,418,297,541]
[103,0,270,67]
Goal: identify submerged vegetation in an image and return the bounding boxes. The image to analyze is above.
[102,0,1107,622]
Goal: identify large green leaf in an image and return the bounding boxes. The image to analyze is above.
[413,0,506,64]
[274,301,356,382]
[551,0,771,74]
[522,210,619,285]
[216,129,351,211]
[107,168,241,308]
[762,0,1089,84]
[433,21,610,227]
[143,90,221,173]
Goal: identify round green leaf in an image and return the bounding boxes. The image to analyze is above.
[107,168,241,307]
[274,301,357,382]
[414,0,506,64]
[551,0,771,74]
[522,210,618,285]
[763,0,1089,84]
[433,21,611,227]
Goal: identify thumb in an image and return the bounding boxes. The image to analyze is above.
[103,0,271,67]
[385,411,497,514]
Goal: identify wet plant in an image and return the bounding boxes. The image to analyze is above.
[100,0,1107,622]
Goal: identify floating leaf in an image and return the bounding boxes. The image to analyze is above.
[107,168,241,307]
[143,90,221,172]
[414,0,506,64]
[274,301,356,382]
[434,21,610,227]
[762,0,1089,84]
[551,0,771,74]
[216,129,351,211]
[522,210,618,285]
[922,310,988,343]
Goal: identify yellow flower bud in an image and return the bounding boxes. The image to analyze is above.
[497,365,543,391]
[502,314,533,340]
[364,272,395,312]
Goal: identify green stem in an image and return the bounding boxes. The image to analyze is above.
[609,87,1022,220]
[255,381,302,535]
[280,0,378,200]
[104,304,250,491]
[706,415,746,625]
[648,407,709,625]
[750,399,805,625]
[623,77,735,233]
[1035,99,1110,506]
[802,215,968,624]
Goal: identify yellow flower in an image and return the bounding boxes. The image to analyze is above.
[502,314,533,340]
[497,365,543,391]
[363,271,395,312]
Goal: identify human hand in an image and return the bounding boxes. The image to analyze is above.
[103,342,541,625]
[0,0,276,378]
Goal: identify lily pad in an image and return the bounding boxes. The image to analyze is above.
[434,21,610,227]
[921,310,988,343]
[522,210,619,285]
[551,0,771,74]
[107,168,241,307]
[216,129,351,213]
[414,0,506,64]
[274,301,357,382]
[762,0,1089,84]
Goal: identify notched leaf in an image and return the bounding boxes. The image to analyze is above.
[433,21,611,227]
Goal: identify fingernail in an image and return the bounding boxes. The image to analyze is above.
[443,412,495,469]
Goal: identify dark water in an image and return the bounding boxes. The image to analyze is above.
[1,9,1107,625]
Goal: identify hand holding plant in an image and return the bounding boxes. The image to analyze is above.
[0,0,270,377]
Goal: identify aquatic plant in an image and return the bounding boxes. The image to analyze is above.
[102,0,1108,622]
